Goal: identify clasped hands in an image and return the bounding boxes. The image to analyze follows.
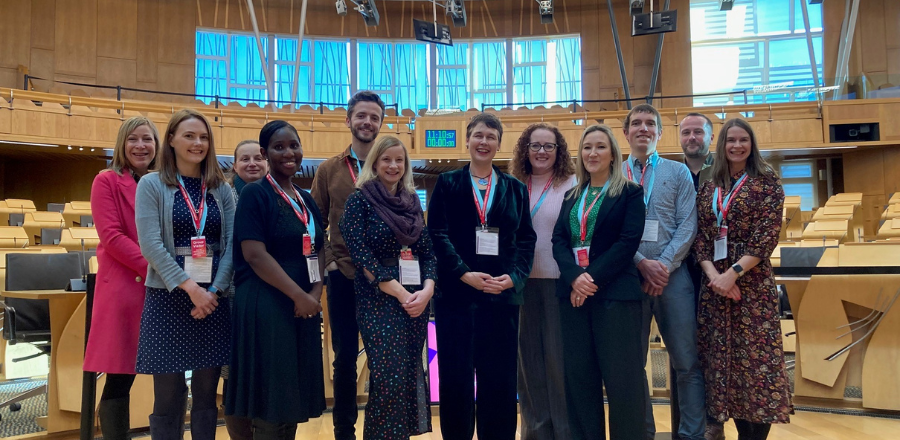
[183,280,219,320]
[638,259,669,297]
[378,279,434,318]
[706,268,741,301]
[461,272,513,294]
[569,272,597,308]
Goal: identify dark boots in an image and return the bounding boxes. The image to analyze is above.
[252,419,298,440]
[148,388,189,440]
[224,414,254,440]
[99,396,130,440]
[189,408,220,440]
[734,419,772,440]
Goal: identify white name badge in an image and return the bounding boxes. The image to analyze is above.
[642,220,659,242]
[399,258,422,286]
[475,227,500,256]
[184,257,212,283]
[714,236,728,262]
[307,256,321,283]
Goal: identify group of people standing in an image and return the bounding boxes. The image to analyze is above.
[81,90,792,440]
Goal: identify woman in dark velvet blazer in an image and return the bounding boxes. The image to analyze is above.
[428,113,536,440]
[551,124,647,440]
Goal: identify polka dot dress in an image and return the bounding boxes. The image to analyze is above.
[136,176,231,374]
[340,191,436,439]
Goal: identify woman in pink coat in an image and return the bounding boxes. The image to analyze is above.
[83,116,159,440]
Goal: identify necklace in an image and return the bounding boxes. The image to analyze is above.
[471,171,491,186]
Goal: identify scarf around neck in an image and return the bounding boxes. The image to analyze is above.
[359,180,425,246]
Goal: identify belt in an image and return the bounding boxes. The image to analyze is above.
[174,243,221,256]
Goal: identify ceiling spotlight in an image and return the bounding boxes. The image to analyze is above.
[536,0,554,24]
[446,0,467,27]
[352,0,379,26]
[719,0,735,11]
[335,0,347,15]
[79,147,84,151]
[630,0,644,15]
[67,146,72,150]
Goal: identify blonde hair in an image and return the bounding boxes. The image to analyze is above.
[355,136,416,193]
[570,124,630,200]
[156,109,226,188]
[108,116,160,175]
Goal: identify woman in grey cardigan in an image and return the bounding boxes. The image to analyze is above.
[135,109,235,440]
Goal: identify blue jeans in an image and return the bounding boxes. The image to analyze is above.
[641,264,707,440]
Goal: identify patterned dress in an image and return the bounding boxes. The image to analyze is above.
[340,190,437,440]
[136,176,230,374]
[693,170,793,424]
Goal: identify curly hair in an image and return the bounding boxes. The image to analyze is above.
[509,123,575,187]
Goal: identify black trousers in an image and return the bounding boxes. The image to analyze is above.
[560,298,646,440]
[327,269,361,440]
[434,298,519,440]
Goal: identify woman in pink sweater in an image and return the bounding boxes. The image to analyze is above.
[509,123,576,440]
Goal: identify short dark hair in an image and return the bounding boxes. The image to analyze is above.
[259,120,300,151]
[683,112,713,133]
[466,113,504,141]
[624,103,662,130]
[347,90,386,119]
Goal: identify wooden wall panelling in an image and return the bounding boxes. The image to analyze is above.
[55,0,98,78]
[97,58,138,89]
[0,97,10,135]
[29,48,55,81]
[0,1,31,71]
[31,0,56,51]
[2,159,105,211]
[10,100,69,141]
[658,0,693,108]
[158,0,197,66]
[858,0,887,76]
[136,0,160,84]
[0,69,18,90]
[157,64,196,97]
[882,146,900,197]
[97,0,138,60]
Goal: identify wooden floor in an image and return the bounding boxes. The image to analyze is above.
[192,406,900,440]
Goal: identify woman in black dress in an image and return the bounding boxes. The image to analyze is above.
[226,120,326,440]
[341,136,436,440]
[135,109,234,440]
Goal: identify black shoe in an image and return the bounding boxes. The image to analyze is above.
[99,397,130,440]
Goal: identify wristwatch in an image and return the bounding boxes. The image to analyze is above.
[731,263,745,277]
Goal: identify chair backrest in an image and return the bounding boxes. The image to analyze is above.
[41,228,62,245]
[8,213,24,227]
[80,215,94,227]
[47,203,66,213]
[3,253,83,340]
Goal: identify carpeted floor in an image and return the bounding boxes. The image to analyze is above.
[0,378,48,438]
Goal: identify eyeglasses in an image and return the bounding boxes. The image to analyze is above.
[527,143,558,152]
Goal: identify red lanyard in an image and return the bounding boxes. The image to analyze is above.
[176,179,206,234]
[715,175,749,226]
[579,190,604,243]
[625,164,649,187]
[345,157,358,184]
[471,173,493,227]
[266,174,309,228]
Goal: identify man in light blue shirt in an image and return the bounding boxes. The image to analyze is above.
[622,104,705,440]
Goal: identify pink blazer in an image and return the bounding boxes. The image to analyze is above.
[83,169,148,374]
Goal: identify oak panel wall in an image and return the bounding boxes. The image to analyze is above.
[0,0,694,109]
[824,0,900,90]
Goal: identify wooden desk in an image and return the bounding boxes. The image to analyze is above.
[60,228,99,251]
[22,212,66,245]
[62,202,92,228]
[2,289,84,433]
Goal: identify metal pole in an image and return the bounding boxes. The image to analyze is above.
[647,0,671,106]
[23,74,29,90]
[245,0,275,110]
[290,0,309,113]
[79,274,97,440]
[800,0,821,105]
[834,0,860,100]
[606,0,632,109]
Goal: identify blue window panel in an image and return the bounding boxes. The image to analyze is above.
[275,64,312,105]
[793,0,823,32]
[690,0,757,41]
[551,38,582,104]
[436,44,469,110]
[437,43,468,66]
[275,37,311,62]
[769,37,822,69]
[315,40,351,108]
[513,65,546,107]
[756,0,791,35]
[395,43,430,111]
[229,35,267,87]
[195,59,227,104]
[473,92,507,111]
[473,42,506,91]
[782,183,815,210]
[417,189,427,212]
[514,40,546,64]
[358,42,394,93]
[780,163,813,178]
[197,31,227,57]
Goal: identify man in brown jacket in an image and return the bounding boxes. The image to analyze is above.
[310,90,385,440]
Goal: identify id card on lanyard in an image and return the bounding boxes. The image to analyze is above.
[626,153,659,242]
[266,175,321,282]
[472,170,499,256]
[399,246,421,286]
[177,175,212,283]
[572,186,607,268]
[712,174,748,262]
